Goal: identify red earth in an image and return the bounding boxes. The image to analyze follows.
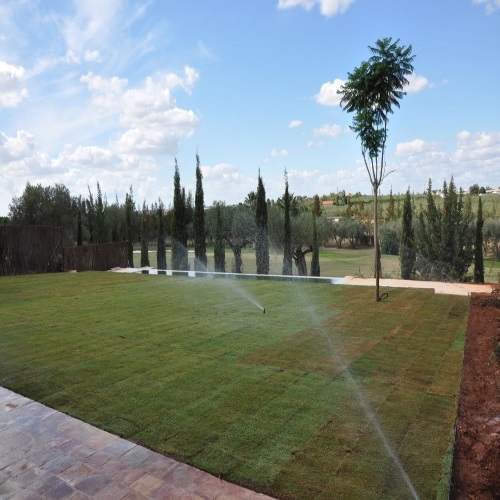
[450,292,500,499]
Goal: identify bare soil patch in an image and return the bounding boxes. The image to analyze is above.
[451,292,500,499]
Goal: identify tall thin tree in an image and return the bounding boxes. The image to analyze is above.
[157,200,167,270]
[194,154,207,270]
[474,196,484,283]
[140,201,150,267]
[310,195,321,277]
[171,160,189,270]
[338,37,415,301]
[282,170,293,275]
[125,186,134,267]
[255,171,269,274]
[400,188,415,279]
[214,203,225,272]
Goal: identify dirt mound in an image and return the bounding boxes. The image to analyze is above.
[451,293,500,499]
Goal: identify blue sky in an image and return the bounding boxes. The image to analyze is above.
[1,0,499,215]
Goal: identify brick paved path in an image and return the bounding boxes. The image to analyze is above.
[0,387,275,499]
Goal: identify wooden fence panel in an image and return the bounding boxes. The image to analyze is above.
[63,241,129,271]
[0,225,63,275]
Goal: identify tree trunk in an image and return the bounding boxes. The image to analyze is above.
[293,246,312,277]
[232,245,243,273]
[373,185,381,301]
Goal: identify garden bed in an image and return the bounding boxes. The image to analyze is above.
[451,292,500,498]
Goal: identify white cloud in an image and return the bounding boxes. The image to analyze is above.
[277,0,355,17]
[314,78,344,106]
[62,0,122,58]
[84,49,101,62]
[0,130,36,162]
[455,130,500,162]
[164,66,200,94]
[406,73,433,94]
[81,69,199,154]
[313,123,342,138]
[0,61,28,107]
[395,139,439,156]
[472,0,500,14]
[288,120,302,128]
[81,72,128,109]
[200,163,255,204]
[271,148,289,157]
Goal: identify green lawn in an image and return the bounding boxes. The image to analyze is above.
[0,272,467,498]
[135,246,402,279]
[137,245,500,283]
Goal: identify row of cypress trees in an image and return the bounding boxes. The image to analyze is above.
[399,178,484,283]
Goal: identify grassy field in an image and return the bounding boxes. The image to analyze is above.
[134,246,401,279]
[135,245,500,283]
[0,272,468,498]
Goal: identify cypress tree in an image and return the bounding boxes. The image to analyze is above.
[77,196,83,246]
[385,188,395,221]
[140,201,149,267]
[400,188,415,279]
[474,196,484,283]
[310,194,321,277]
[125,186,134,267]
[255,171,269,274]
[157,201,167,270]
[171,160,189,270]
[95,182,106,243]
[282,170,293,275]
[194,154,207,271]
[214,203,225,272]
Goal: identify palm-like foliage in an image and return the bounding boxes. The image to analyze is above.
[338,37,415,300]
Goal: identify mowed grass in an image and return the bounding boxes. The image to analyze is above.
[135,246,402,279]
[0,272,468,499]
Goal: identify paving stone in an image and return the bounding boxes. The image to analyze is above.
[15,465,46,487]
[67,491,92,500]
[43,480,76,499]
[140,454,177,479]
[93,481,132,500]
[111,467,146,487]
[26,447,60,467]
[65,422,98,443]
[0,387,275,500]
[84,429,116,450]
[150,482,204,499]
[42,454,77,474]
[120,490,148,499]
[3,431,33,450]
[29,472,62,495]
[3,459,37,478]
[58,462,94,486]
[160,463,203,490]
[9,489,41,499]
[100,438,135,458]
[120,446,152,468]
[69,444,98,461]
[130,473,165,496]
[0,478,22,496]
[74,472,113,496]
[82,450,111,468]
[96,457,128,477]
[55,438,83,455]
[185,471,225,497]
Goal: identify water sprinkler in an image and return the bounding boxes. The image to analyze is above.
[263,308,265,314]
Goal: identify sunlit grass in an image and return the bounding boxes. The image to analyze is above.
[134,246,401,278]
[0,272,467,498]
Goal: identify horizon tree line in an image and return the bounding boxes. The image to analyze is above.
[4,167,495,282]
